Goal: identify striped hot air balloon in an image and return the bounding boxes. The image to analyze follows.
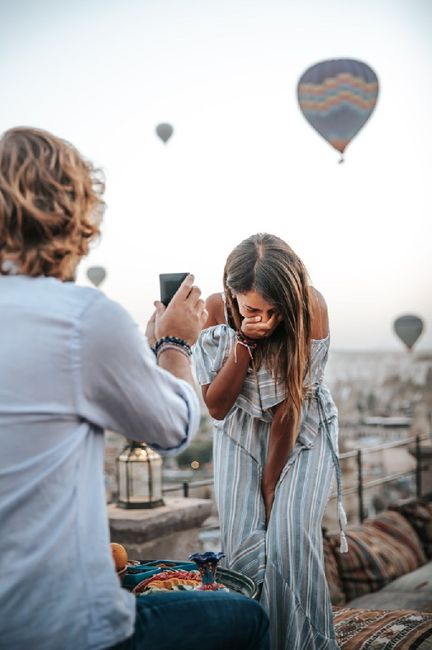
[297,59,379,162]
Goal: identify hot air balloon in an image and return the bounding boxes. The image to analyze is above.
[297,59,379,162]
[393,314,424,351]
[156,123,173,144]
[87,266,106,288]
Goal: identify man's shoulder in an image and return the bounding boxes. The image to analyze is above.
[48,278,113,317]
[33,278,131,329]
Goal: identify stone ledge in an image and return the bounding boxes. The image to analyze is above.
[108,496,214,560]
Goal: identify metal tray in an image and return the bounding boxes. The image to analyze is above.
[216,566,258,599]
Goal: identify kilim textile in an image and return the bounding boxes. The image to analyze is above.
[334,607,432,649]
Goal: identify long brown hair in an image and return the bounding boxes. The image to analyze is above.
[223,233,311,424]
[0,127,104,280]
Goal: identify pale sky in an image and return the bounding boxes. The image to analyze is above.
[1,0,431,350]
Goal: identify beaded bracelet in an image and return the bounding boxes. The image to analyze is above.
[234,330,258,362]
[236,331,258,348]
[156,342,191,360]
[154,336,192,358]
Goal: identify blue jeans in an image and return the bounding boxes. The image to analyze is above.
[108,591,270,650]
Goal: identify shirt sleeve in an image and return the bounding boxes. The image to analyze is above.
[77,294,200,456]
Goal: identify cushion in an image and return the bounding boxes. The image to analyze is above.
[334,607,432,649]
[390,498,432,558]
[346,559,432,611]
[329,511,427,601]
[323,534,346,606]
[368,510,427,566]
[347,589,432,613]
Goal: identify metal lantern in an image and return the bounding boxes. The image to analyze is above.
[116,441,164,509]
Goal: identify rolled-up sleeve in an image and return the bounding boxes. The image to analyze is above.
[77,295,200,455]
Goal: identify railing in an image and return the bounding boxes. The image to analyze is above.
[162,434,430,523]
[163,478,214,498]
[335,433,429,522]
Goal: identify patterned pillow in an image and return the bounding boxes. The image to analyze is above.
[368,510,427,566]
[333,607,432,649]
[329,511,427,601]
[323,534,346,606]
[390,498,432,558]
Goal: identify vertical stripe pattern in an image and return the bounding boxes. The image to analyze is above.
[194,325,342,649]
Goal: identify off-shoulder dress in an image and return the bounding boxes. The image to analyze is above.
[193,323,345,650]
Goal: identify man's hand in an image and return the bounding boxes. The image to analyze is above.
[145,310,157,348]
[153,274,208,345]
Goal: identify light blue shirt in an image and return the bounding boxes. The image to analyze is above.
[0,275,200,650]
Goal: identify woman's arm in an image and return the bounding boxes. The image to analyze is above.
[201,293,252,419]
[309,286,329,339]
[202,292,225,328]
[202,342,252,420]
[202,293,287,420]
[262,403,297,523]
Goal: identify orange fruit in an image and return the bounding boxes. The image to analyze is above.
[110,542,128,571]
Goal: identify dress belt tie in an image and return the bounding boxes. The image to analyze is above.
[315,385,348,554]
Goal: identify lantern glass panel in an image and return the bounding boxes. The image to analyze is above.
[117,444,164,508]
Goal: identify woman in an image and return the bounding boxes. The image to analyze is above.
[193,233,347,650]
[0,128,270,650]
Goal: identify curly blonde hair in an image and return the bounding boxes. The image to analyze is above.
[0,127,105,280]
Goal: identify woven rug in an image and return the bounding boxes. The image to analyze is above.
[333,607,432,649]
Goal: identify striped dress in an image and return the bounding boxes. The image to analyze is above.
[193,324,346,650]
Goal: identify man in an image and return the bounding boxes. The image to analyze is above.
[0,126,270,650]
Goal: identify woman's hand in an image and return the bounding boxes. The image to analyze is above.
[241,313,282,340]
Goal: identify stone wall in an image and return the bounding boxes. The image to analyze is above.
[108,497,213,560]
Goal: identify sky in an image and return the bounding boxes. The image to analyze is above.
[1,0,431,351]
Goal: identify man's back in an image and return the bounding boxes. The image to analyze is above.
[0,274,136,650]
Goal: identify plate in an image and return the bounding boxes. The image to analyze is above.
[117,560,141,577]
[128,560,258,599]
